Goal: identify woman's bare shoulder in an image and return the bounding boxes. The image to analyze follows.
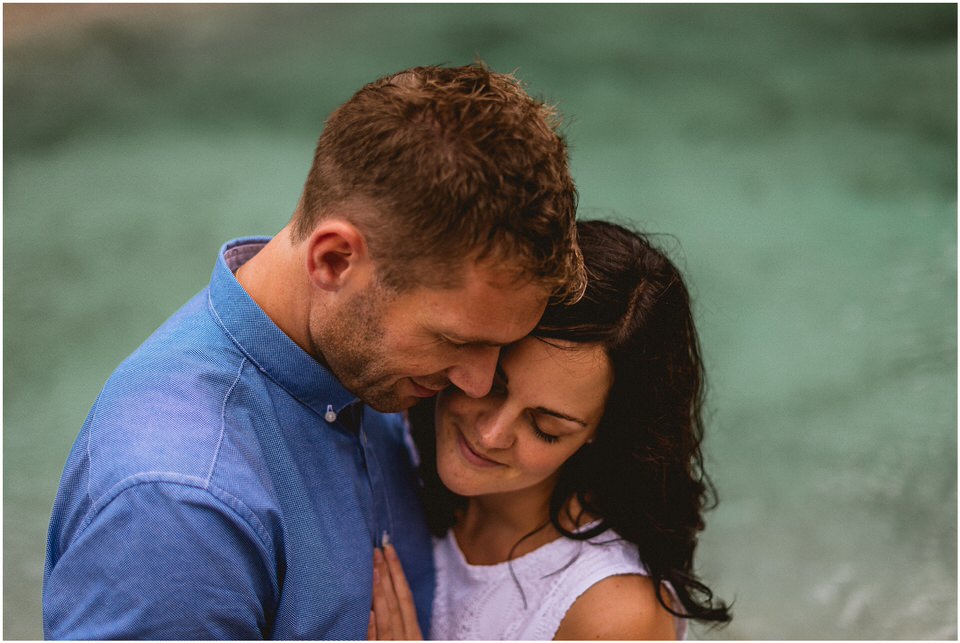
[554,573,678,640]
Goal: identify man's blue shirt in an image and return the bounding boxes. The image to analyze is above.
[43,238,435,639]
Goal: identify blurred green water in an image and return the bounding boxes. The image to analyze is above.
[4,4,956,639]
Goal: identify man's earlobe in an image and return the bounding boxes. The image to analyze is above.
[305,221,369,291]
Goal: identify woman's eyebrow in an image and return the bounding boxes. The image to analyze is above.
[497,362,588,427]
[534,407,588,427]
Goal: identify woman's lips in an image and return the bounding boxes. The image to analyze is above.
[457,431,502,468]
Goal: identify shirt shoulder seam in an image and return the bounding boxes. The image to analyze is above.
[206,356,247,486]
[85,390,105,501]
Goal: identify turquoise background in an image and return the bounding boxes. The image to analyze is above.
[5,4,956,639]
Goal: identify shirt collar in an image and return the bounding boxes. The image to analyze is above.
[207,237,359,419]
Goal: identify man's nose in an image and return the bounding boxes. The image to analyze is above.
[446,346,501,398]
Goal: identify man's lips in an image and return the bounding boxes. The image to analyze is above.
[457,431,503,468]
[410,380,445,398]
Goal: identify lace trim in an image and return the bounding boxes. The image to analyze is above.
[432,527,685,640]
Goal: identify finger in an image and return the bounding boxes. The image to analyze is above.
[372,550,394,639]
[384,544,423,639]
[377,548,405,635]
[367,610,377,641]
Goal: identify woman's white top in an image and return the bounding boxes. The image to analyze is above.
[430,527,687,640]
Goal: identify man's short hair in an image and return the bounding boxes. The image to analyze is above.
[295,63,584,301]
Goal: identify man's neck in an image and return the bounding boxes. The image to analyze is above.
[234,225,316,358]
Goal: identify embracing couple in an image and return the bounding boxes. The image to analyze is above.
[44,64,730,640]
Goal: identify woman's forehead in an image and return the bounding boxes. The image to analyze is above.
[500,338,612,413]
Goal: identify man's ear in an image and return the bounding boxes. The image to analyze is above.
[305,220,371,292]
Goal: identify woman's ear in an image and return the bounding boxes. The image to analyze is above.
[305,220,371,291]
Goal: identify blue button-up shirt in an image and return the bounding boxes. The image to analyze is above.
[44,238,435,639]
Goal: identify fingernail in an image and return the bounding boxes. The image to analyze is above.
[382,531,391,547]
[373,548,383,563]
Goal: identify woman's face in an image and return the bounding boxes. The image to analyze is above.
[434,337,613,499]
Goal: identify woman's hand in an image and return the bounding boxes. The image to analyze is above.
[368,541,423,640]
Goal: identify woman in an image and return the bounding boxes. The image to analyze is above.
[369,220,731,639]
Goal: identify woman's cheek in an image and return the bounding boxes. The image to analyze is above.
[521,441,583,479]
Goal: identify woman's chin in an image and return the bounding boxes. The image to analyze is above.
[436,459,485,498]
[437,467,472,497]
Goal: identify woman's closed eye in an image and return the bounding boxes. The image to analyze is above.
[528,413,560,444]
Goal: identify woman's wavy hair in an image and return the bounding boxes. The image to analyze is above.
[410,219,731,626]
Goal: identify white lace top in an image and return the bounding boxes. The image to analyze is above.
[430,527,687,640]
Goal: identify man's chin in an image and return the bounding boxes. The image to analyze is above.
[357,385,413,414]
[353,379,443,414]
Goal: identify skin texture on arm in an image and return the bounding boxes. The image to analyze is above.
[553,574,678,641]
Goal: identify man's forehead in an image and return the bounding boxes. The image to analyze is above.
[409,251,541,291]
[406,267,548,343]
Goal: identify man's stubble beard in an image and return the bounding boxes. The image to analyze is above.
[308,283,407,413]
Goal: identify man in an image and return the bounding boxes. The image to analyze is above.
[43,64,584,639]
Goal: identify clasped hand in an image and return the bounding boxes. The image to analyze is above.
[368,541,423,640]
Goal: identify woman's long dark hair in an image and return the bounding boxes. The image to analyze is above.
[409,219,731,625]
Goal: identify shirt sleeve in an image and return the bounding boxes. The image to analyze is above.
[43,479,276,640]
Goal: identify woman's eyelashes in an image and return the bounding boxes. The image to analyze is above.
[528,414,560,444]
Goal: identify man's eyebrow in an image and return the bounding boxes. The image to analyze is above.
[534,407,589,427]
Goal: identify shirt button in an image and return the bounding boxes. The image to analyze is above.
[324,404,337,423]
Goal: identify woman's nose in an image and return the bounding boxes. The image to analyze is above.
[475,407,515,450]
